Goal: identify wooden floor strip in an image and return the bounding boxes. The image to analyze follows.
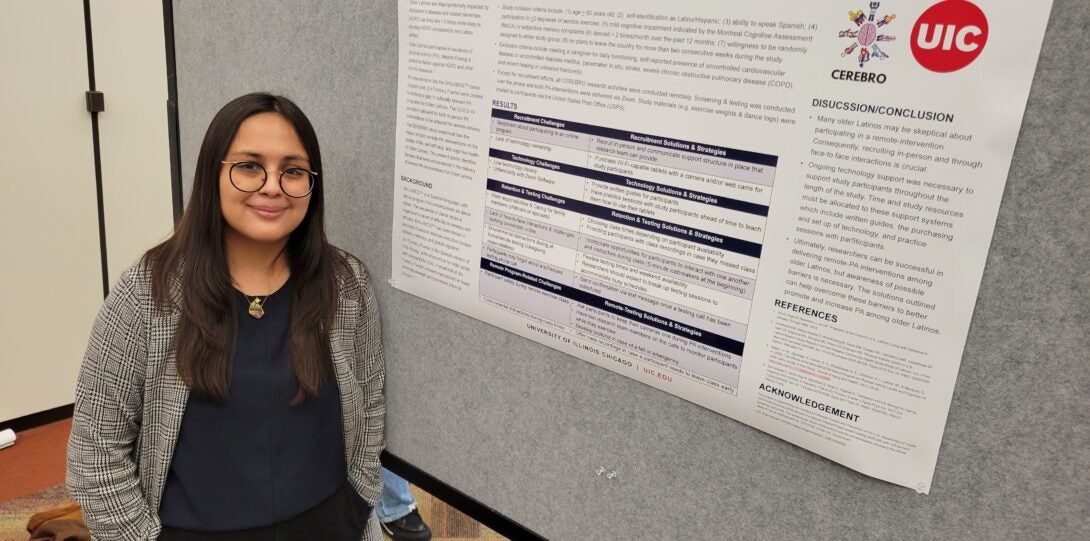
[0,418,71,502]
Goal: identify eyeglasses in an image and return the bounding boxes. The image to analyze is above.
[221,161,318,198]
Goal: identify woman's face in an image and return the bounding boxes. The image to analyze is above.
[219,112,312,247]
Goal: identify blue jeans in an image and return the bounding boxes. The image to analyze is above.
[377,468,416,522]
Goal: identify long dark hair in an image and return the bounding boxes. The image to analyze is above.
[147,92,347,404]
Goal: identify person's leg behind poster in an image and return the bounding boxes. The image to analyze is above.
[377,468,432,541]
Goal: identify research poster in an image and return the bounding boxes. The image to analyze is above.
[390,0,1051,492]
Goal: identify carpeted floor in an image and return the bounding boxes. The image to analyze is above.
[0,484,70,540]
[399,485,507,541]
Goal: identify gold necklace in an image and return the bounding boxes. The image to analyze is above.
[245,294,267,319]
[237,260,285,320]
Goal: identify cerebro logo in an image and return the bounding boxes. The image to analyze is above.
[838,2,897,69]
[911,0,988,72]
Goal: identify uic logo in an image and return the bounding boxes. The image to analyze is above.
[911,0,989,72]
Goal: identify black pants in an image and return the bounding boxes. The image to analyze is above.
[158,482,371,541]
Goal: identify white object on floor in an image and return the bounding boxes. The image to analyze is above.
[0,428,15,450]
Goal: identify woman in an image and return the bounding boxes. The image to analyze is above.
[67,93,384,540]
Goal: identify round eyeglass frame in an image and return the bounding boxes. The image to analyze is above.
[221,160,318,198]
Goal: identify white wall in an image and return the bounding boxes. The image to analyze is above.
[0,2,104,423]
[0,1,174,423]
[92,0,175,283]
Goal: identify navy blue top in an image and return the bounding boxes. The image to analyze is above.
[160,281,347,531]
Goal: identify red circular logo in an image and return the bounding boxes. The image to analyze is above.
[911,0,989,73]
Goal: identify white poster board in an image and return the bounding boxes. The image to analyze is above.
[390,0,1050,492]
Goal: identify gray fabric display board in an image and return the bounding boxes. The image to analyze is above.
[173,1,1088,539]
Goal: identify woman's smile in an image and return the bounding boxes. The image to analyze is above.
[247,203,288,219]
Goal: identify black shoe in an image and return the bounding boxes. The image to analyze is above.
[381,509,432,541]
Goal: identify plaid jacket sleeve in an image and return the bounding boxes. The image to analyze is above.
[348,257,386,506]
[66,265,156,540]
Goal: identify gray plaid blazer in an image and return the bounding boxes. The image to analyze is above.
[66,253,386,540]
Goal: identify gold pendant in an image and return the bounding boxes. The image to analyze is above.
[248,297,265,319]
